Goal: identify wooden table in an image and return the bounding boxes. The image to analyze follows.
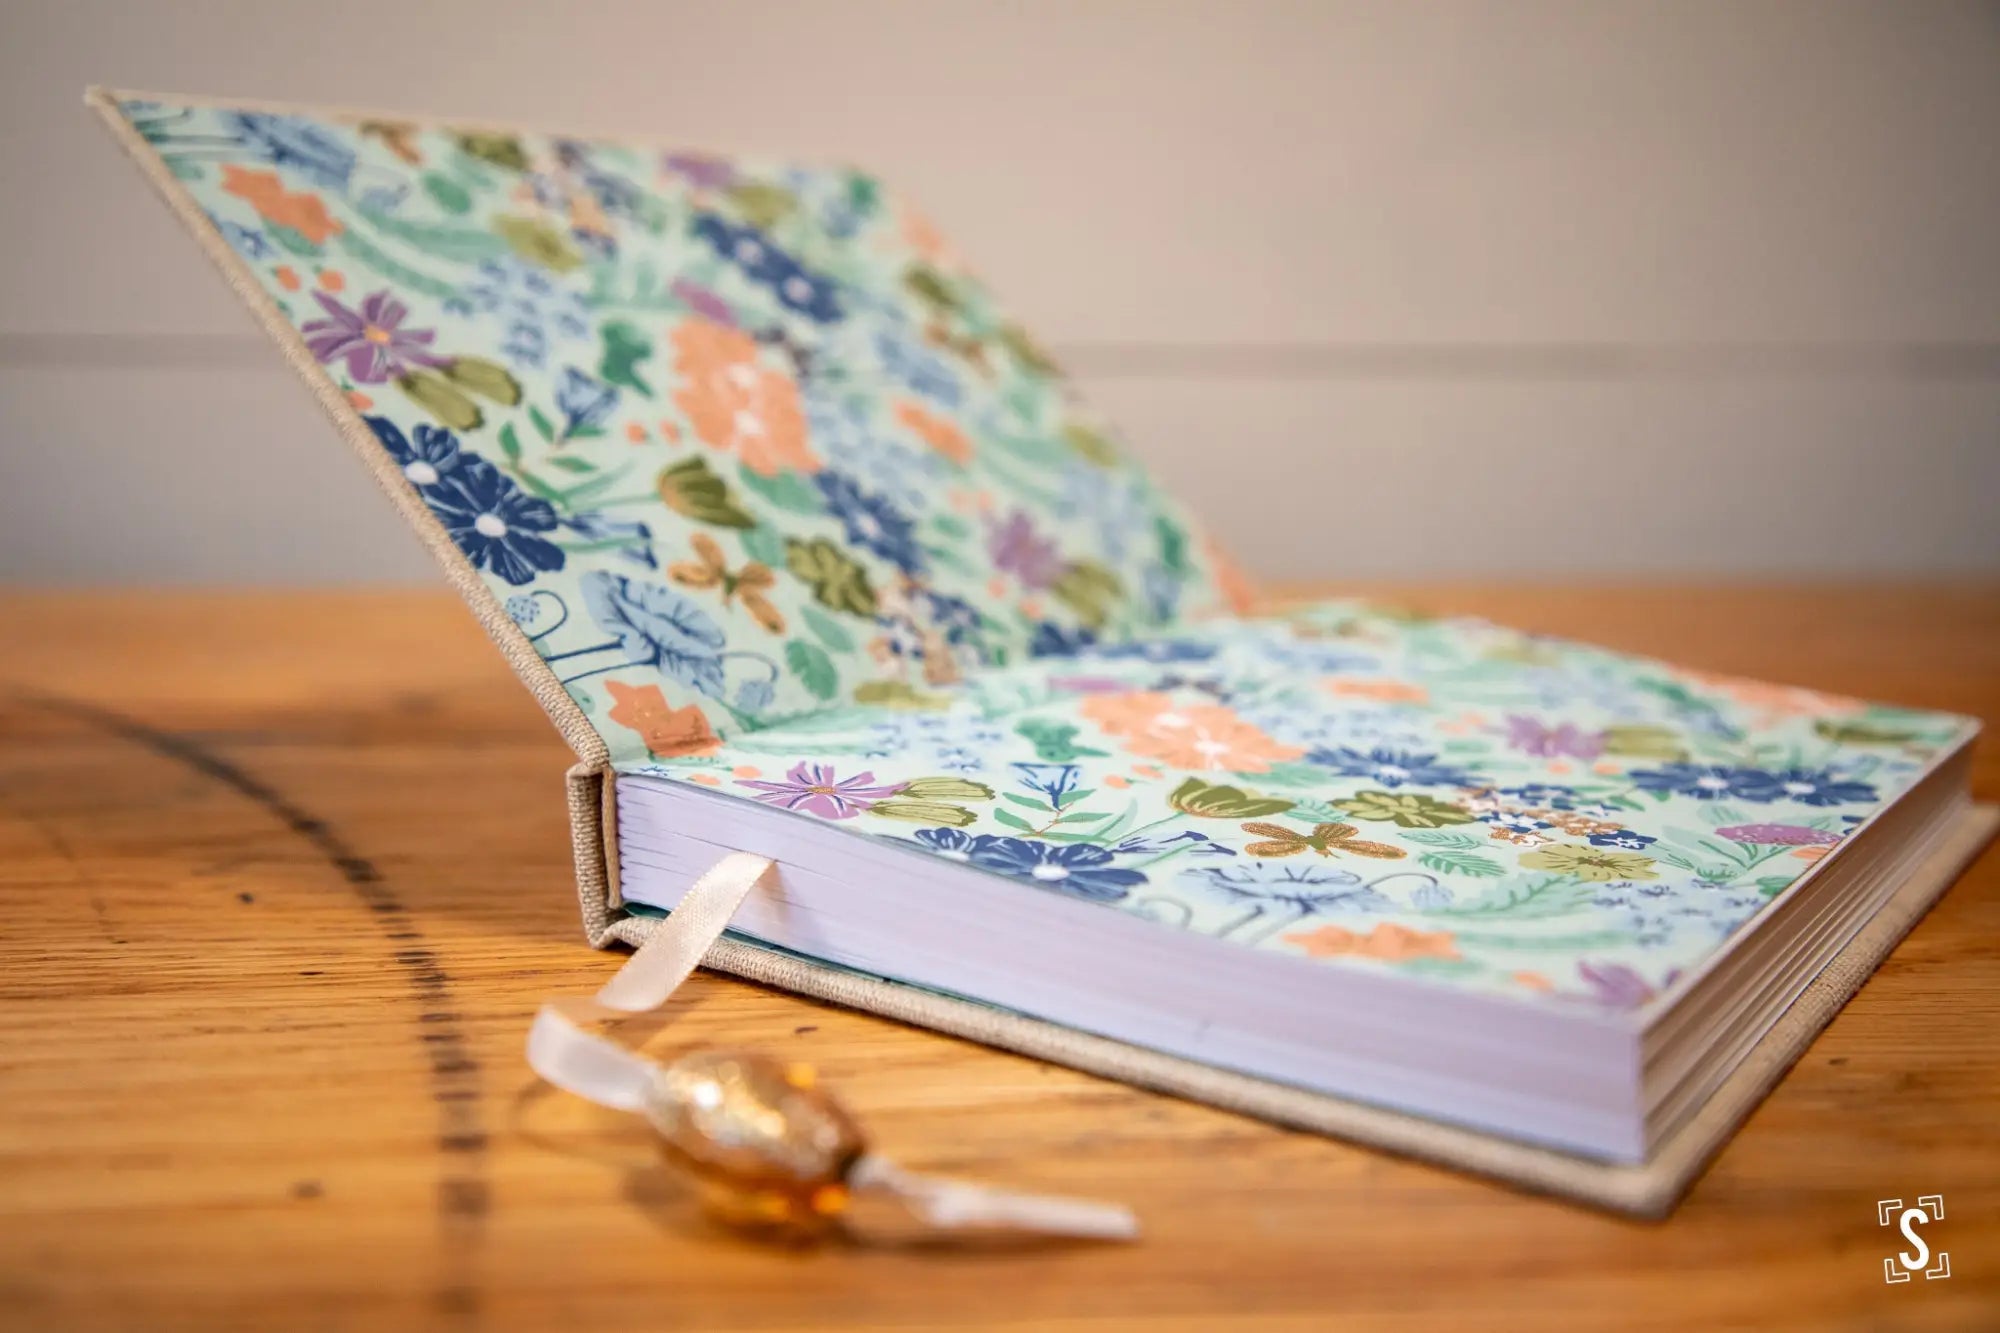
[3,585,1996,1331]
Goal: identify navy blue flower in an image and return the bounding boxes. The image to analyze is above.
[815,471,926,574]
[555,367,619,437]
[964,835,1146,902]
[909,827,981,860]
[563,509,657,569]
[367,415,464,488]
[1767,768,1880,807]
[1306,746,1481,789]
[1029,621,1097,658]
[1098,638,1219,664]
[423,457,564,586]
[1588,829,1658,850]
[1629,764,1783,802]
[579,571,728,695]
[693,213,844,323]
[224,112,355,189]
[1013,762,1082,807]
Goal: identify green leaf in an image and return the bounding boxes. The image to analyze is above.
[546,455,596,474]
[783,640,838,701]
[800,604,854,653]
[422,172,472,215]
[660,456,756,528]
[529,405,556,442]
[992,807,1035,832]
[1417,849,1506,878]
[1397,829,1482,850]
[397,371,481,431]
[737,466,826,515]
[496,422,523,462]
[442,357,522,406]
[929,512,971,541]
[738,524,785,569]
[598,319,654,398]
[867,799,976,827]
[785,537,877,616]
[1050,559,1124,631]
[267,224,321,257]
[901,776,994,802]
[1014,718,1108,763]
[358,206,505,263]
[1001,792,1046,810]
[1168,776,1296,819]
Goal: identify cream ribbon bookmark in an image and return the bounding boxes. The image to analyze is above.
[525,851,1139,1242]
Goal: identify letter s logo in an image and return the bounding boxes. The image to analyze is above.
[1898,1207,1931,1272]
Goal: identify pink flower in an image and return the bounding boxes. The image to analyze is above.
[736,761,903,820]
[302,289,448,383]
[1717,823,1842,846]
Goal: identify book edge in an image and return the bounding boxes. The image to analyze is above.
[85,86,610,770]
[583,799,1996,1216]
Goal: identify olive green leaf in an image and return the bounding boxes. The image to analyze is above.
[903,265,959,313]
[456,132,529,171]
[785,537,877,617]
[783,639,838,702]
[494,215,582,272]
[901,776,995,802]
[998,322,1058,376]
[441,356,521,406]
[658,456,756,528]
[725,181,797,230]
[598,320,654,398]
[867,799,977,827]
[1334,790,1476,829]
[1168,776,1296,820]
[853,680,950,710]
[1600,724,1687,761]
[1050,560,1124,631]
[1812,718,1919,747]
[397,370,482,431]
[1063,422,1119,467]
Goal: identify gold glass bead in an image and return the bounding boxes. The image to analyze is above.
[643,1049,866,1235]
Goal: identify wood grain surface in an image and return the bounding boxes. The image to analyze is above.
[2,585,1996,1331]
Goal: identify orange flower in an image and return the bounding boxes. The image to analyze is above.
[1323,677,1429,705]
[1511,971,1554,992]
[604,681,722,758]
[317,269,345,293]
[221,165,343,245]
[1674,667,1864,720]
[900,207,954,264]
[1081,691,1303,775]
[1204,536,1259,614]
[274,265,301,292]
[894,400,973,465]
[1284,922,1461,963]
[669,320,819,477]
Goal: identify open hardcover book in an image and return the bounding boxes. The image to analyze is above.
[93,88,1993,1214]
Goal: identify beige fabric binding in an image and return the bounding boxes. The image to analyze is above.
[89,86,1998,1219]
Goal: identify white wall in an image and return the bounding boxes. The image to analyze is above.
[2,0,1996,583]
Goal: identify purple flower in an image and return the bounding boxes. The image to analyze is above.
[672,277,736,325]
[1048,675,1129,694]
[1503,714,1605,760]
[1717,823,1842,846]
[663,151,735,190]
[987,509,1063,589]
[1572,961,1673,1009]
[737,761,903,820]
[301,290,448,383]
